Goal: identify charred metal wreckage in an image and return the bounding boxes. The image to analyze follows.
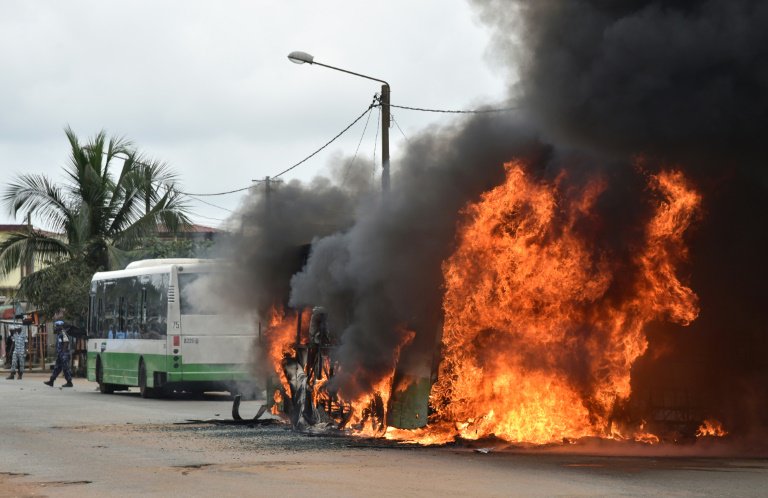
[231,306,390,432]
[279,306,386,431]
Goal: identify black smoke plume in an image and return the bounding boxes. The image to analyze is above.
[216,161,374,320]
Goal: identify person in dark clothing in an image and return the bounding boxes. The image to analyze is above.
[4,332,13,368]
[44,321,73,388]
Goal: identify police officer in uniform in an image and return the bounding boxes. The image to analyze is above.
[5,325,27,380]
[44,320,73,388]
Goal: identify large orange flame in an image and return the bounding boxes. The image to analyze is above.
[264,307,298,379]
[420,161,701,444]
[347,328,416,436]
[262,306,307,404]
[697,418,728,437]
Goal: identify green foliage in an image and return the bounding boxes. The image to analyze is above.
[131,236,217,262]
[17,257,92,327]
[0,127,192,321]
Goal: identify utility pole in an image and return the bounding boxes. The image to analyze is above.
[264,176,271,217]
[251,176,281,220]
[262,176,274,225]
[380,84,391,194]
[287,51,391,194]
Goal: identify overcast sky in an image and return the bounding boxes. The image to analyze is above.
[0,1,510,228]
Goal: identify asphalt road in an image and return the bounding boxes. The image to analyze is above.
[2,372,767,497]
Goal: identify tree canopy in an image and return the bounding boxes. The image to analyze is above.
[0,127,192,323]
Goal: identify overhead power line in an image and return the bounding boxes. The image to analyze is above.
[189,211,228,222]
[179,185,253,197]
[371,103,381,175]
[391,115,410,143]
[272,99,378,179]
[341,104,376,187]
[188,99,377,195]
[384,102,519,114]
[86,98,517,198]
[185,194,235,213]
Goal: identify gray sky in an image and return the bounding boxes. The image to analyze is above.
[0,1,509,228]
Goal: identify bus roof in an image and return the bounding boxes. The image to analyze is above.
[92,259,223,281]
[125,258,217,269]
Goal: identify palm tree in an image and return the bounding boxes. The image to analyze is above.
[0,126,191,282]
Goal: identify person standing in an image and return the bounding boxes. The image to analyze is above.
[5,325,27,380]
[44,321,73,388]
[4,331,13,368]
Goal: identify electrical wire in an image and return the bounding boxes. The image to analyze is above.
[86,99,515,198]
[341,101,376,187]
[185,195,235,213]
[88,102,377,196]
[271,101,377,179]
[384,102,519,114]
[189,211,228,222]
[179,185,254,196]
[181,101,377,193]
[371,103,381,177]
[392,115,410,143]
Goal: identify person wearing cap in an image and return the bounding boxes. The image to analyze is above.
[43,320,73,388]
[5,325,27,380]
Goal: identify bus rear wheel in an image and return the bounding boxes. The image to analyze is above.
[96,358,115,394]
[139,360,155,399]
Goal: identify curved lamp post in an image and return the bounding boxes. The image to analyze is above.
[288,51,390,193]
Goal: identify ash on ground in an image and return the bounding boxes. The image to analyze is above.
[163,423,413,453]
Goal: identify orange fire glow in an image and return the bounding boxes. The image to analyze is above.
[347,328,416,436]
[271,389,283,416]
[266,307,415,431]
[696,418,728,437]
[265,308,295,369]
[413,161,702,444]
[262,306,305,396]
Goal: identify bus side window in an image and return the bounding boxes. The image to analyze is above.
[125,288,138,339]
[97,297,104,338]
[118,296,125,338]
[104,281,117,339]
[140,288,148,338]
[145,274,167,338]
[88,294,95,338]
[94,280,105,338]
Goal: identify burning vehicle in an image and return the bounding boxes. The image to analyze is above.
[254,163,721,446]
[218,0,767,450]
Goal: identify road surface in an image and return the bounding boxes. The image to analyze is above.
[1,372,767,497]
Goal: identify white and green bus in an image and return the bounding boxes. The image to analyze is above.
[86,259,257,397]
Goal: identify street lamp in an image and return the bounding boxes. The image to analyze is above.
[287,51,391,193]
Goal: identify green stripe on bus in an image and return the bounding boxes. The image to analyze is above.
[87,351,254,387]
